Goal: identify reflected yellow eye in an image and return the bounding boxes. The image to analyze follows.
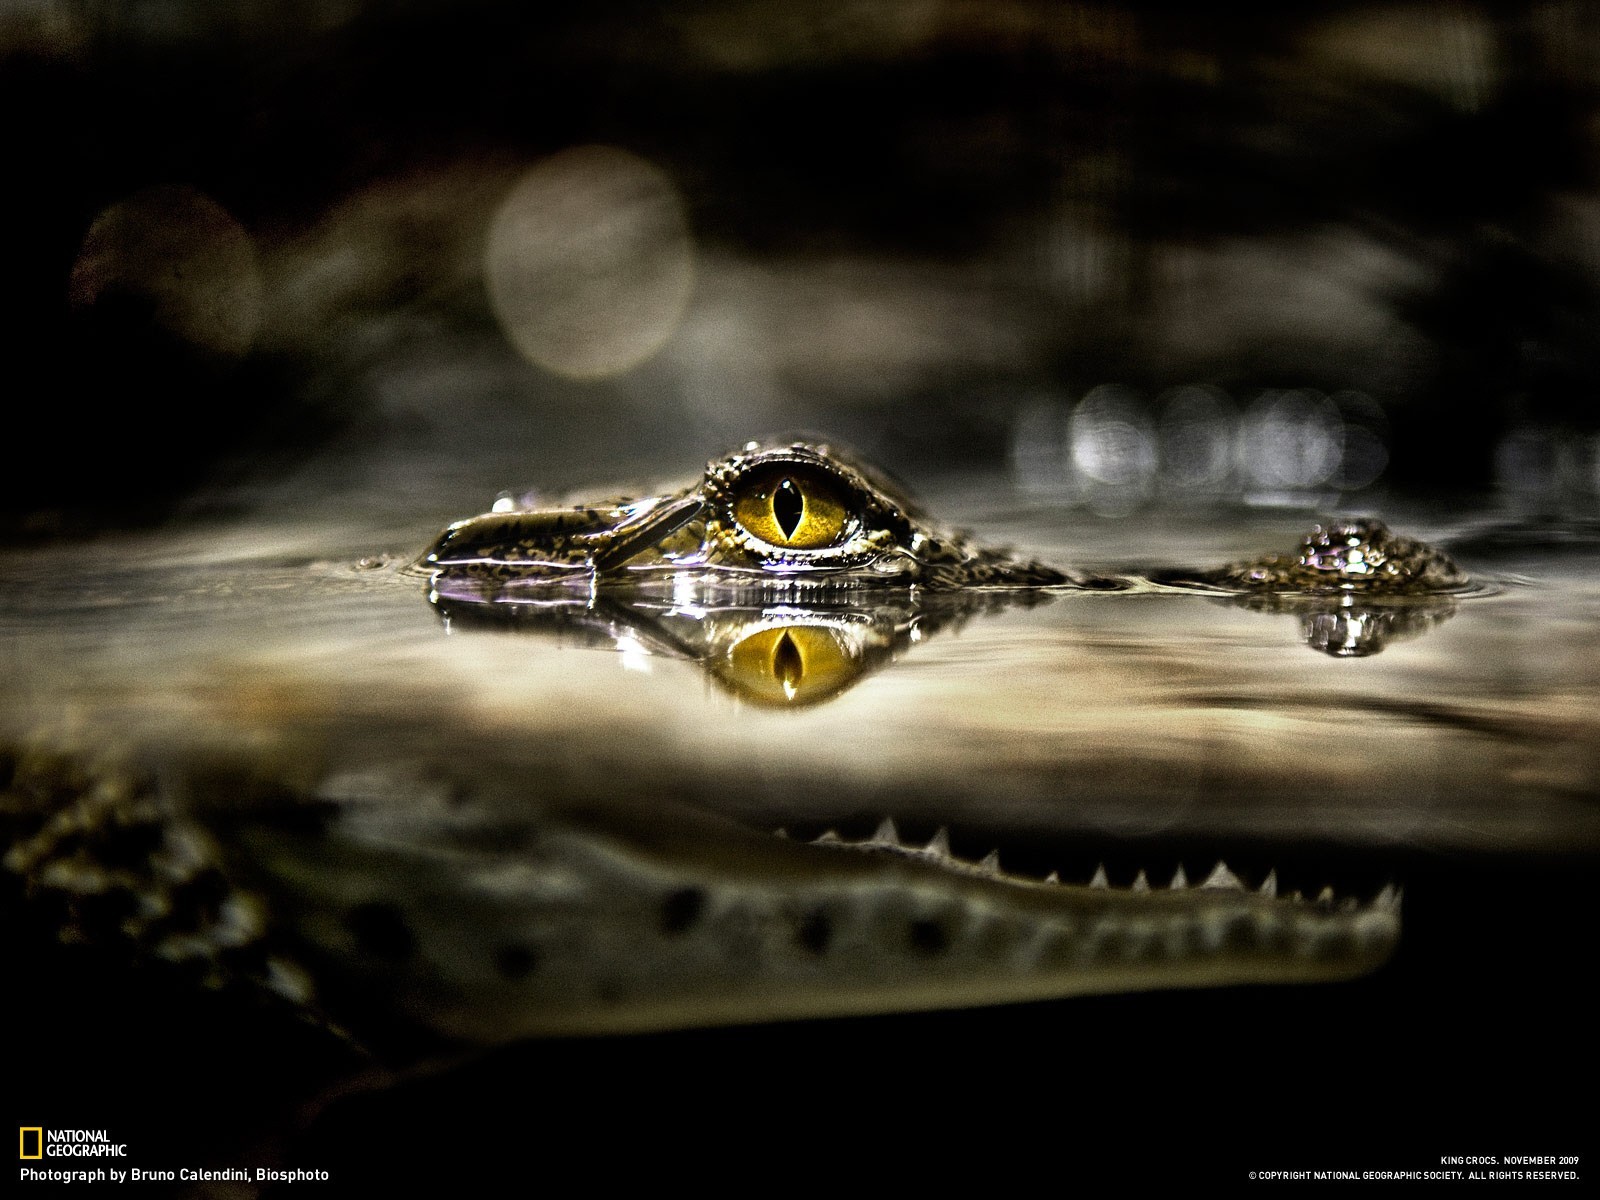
[731,465,849,549]
[722,625,861,706]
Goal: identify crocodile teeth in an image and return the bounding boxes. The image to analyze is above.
[791,825,1389,919]
[1200,861,1244,891]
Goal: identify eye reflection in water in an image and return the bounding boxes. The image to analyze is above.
[428,591,1056,707]
[422,441,1475,688]
[428,575,1459,717]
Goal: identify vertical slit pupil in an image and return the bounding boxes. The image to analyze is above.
[773,479,804,540]
[772,630,804,694]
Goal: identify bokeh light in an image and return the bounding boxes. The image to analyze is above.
[1238,388,1343,494]
[1070,384,1157,514]
[484,145,694,380]
[1156,384,1237,496]
[1011,396,1072,495]
[68,184,263,359]
[1013,382,1394,510]
[1330,390,1390,491]
[1495,425,1600,516]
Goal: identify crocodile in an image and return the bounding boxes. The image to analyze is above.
[3,732,1400,1052]
[422,441,1468,598]
[423,439,1471,666]
[421,438,1095,593]
[3,437,1461,1056]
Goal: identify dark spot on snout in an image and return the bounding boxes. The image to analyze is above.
[908,917,951,954]
[96,821,165,870]
[74,888,140,938]
[1219,912,1258,954]
[659,887,706,935]
[493,943,541,981]
[164,867,231,932]
[795,908,833,955]
[256,798,340,836]
[347,901,416,961]
[1311,926,1358,961]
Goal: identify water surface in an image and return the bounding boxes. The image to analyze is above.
[6,481,1595,1186]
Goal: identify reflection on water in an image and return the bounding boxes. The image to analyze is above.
[432,589,1056,707]
[432,581,1457,713]
[3,497,1588,853]
[1225,592,1457,659]
[420,440,1474,687]
[5,492,1599,1183]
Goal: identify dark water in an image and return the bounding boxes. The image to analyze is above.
[13,2,1600,1189]
[5,485,1596,1190]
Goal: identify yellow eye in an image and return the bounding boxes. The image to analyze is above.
[720,625,861,706]
[731,465,849,550]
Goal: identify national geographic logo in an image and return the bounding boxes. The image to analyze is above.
[17,1128,127,1158]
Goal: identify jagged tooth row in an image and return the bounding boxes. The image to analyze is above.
[796,821,1400,912]
[1202,862,1245,890]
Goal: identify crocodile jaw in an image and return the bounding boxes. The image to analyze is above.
[5,737,1399,1048]
[244,784,1400,1043]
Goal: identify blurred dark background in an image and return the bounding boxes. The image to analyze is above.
[6,0,1600,531]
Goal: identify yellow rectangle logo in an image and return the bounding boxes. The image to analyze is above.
[20,1127,43,1159]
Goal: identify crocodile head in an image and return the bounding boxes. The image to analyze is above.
[4,740,1400,1052]
[1143,516,1471,656]
[1211,518,1470,594]
[422,439,1077,594]
[248,788,1401,1044]
[343,818,1398,1044]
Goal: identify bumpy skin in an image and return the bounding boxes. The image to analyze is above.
[1210,518,1469,594]
[425,445,1469,603]
[2,739,1400,1050]
[422,440,1076,592]
[9,452,1443,1050]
